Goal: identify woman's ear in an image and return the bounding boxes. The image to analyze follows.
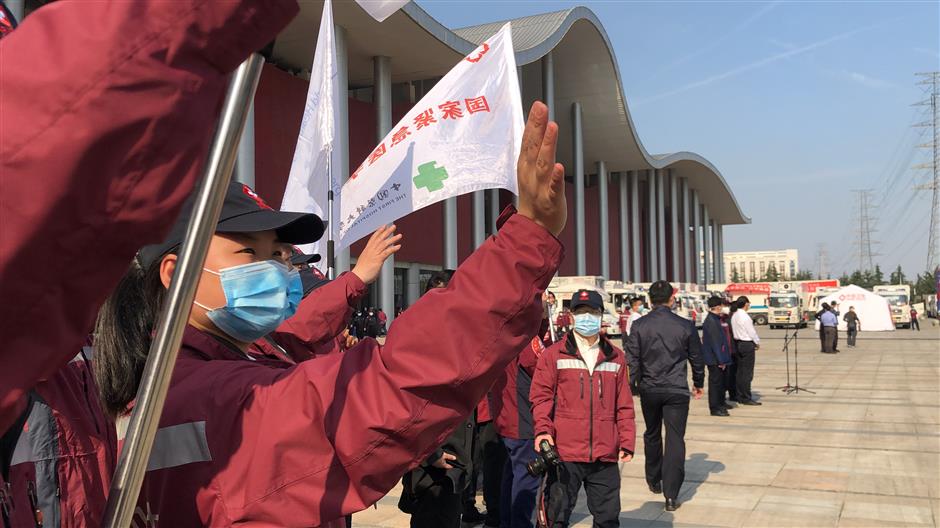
[159,254,177,289]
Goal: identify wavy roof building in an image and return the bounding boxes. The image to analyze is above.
[249,1,747,312]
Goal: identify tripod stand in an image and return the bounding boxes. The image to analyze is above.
[776,326,814,395]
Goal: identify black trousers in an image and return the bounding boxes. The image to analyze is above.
[847,327,858,346]
[547,461,620,528]
[725,362,737,401]
[640,392,690,500]
[833,328,839,350]
[462,421,504,524]
[707,365,727,412]
[734,341,756,402]
[410,479,462,528]
[822,327,836,352]
[912,319,920,330]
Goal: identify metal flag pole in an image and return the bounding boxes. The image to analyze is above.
[327,147,335,280]
[101,53,265,528]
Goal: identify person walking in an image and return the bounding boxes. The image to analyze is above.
[819,303,838,353]
[911,307,921,331]
[720,300,738,405]
[531,289,635,527]
[701,297,733,417]
[626,281,704,512]
[843,306,861,347]
[730,296,762,405]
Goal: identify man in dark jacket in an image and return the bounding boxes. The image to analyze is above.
[399,271,475,527]
[701,297,734,417]
[626,281,704,512]
[530,289,635,528]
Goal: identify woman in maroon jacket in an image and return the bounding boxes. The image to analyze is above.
[91,101,567,526]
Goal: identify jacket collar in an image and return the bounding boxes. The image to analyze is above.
[562,331,616,362]
[182,325,289,369]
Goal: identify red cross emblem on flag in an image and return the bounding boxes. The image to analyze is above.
[242,185,272,210]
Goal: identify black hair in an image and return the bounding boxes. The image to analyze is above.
[730,295,750,313]
[707,296,723,308]
[631,297,643,306]
[649,281,673,305]
[93,254,170,419]
[424,269,455,294]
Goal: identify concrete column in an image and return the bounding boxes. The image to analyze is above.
[406,264,421,307]
[681,178,691,284]
[572,102,586,275]
[444,198,458,268]
[374,55,395,321]
[630,171,641,283]
[647,170,658,281]
[619,172,630,281]
[334,26,352,274]
[233,102,255,188]
[598,161,610,278]
[473,191,486,248]
[487,189,499,235]
[692,191,701,286]
[669,171,680,282]
[717,224,725,282]
[702,205,712,287]
[656,169,666,281]
[712,221,722,283]
[542,52,555,122]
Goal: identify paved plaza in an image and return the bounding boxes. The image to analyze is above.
[353,324,940,527]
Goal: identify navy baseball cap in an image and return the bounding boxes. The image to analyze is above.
[570,289,604,311]
[138,182,324,268]
[289,246,322,266]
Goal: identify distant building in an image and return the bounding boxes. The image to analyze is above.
[724,250,799,283]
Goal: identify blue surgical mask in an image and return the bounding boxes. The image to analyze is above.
[195,260,302,343]
[573,313,602,337]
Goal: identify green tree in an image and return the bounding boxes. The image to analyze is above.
[914,269,936,301]
[889,265,907,285]
[872,265,885,286]
[838,272,851,286]
[794,270,814,280]
[730,269,742,283]
[762,262,780,282]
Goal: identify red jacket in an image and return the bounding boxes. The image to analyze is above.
[530,333,635,463]
[121,213,562,526]
[0,0,299,431]
[5,346,117,528]
[489,336,546,440]
[252,272,367,362]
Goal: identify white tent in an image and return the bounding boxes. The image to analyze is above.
[818,285,895,332]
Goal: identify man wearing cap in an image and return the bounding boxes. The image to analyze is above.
[701,297,733,417]
[625,281,704,512]
[530,289,635,528]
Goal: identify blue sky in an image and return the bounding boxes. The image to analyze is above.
[421,1,940,278]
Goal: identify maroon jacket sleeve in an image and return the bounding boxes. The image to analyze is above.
[208,212,563,526]
[616,356,636,454]
[0,0,298,430]
[519,337,544,377]
[529,344,559,439]
[270,272,366,352]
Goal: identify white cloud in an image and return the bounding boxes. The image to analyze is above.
[843,70,896,89]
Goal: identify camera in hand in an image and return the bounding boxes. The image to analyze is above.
[526,439,560,476]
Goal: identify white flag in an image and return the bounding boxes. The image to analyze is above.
[281,0,341,261]
[337,24,522,250]
[355,0,410,22]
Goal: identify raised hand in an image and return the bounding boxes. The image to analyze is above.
[516,101,566,236]
[351,225,402,285]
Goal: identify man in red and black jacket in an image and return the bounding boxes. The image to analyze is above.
[530,289,636,528]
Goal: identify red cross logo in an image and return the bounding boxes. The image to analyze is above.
[242,185,272,210]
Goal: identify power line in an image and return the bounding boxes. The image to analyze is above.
[851,189,880,271]
[913,72,939,271]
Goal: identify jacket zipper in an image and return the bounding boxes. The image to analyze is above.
[579,373,584,399]
[589,374,594,461]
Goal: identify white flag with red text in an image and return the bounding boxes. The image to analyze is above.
[336,23,522,250]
